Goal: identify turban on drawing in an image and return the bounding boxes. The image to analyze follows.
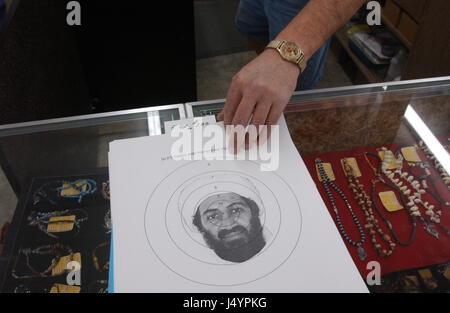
[178,172,265,233]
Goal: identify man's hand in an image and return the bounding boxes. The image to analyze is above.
[219,48,300,151]
[217,0,366,151]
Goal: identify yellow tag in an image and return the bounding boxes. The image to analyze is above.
[379,191,403,212]
[401,146,422,163]
[60,182,87,197]
[49,284,81,293]
[403,275,420,292]
[316,163,335,181]
[418,268,433,279]
[443,266,450,280]
[341,157,362,177]
[52,252,81,276]
[378,150,397,169]
[46,215,75,233]
[418,269,438,289]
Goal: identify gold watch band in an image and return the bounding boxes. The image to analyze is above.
[266,40,307,73]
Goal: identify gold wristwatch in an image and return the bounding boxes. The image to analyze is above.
[265,40,307,73]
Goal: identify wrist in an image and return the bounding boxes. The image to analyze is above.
[263,49,301,78]
[265,40,306,74]
[274,34,313,60]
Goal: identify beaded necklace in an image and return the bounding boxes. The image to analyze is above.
[104,208,112,234]
[405,161,449,207]
[315,159,367,260]
[33,179,97,205]
[380,147,450,238]
[12,243,74,279]
[379,148,441,223]
[101,180,110,200]
[27,209,88,239]
[57,179,97,202]
[417,141,450,190]
[342,158,395,256]
[92,241,110,272]
[396,147,450,235]
[364,153,417,246]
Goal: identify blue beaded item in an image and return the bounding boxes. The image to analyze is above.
[27,209,88,239]
[33,179,98,205]
[56,179,97,203]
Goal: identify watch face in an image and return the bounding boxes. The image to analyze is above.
[281,42,301,61]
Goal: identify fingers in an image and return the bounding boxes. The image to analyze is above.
[224,80,242,125]
[229,93,257,153]
[257,124,270,147]
[258,101,285,146]
[246,99,271,149]
[231,93,257,127]
[223,53,295,152]
[216,110,224,121]
[265,100,284,126]
[250,99,271,128]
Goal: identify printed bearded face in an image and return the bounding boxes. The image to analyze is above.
[193,192,266,263]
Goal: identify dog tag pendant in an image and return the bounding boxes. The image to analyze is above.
[357,246,367,260]
[424,224,439,239]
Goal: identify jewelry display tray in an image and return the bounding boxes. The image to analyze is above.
[0,169,111,293]
[303,139,450,293]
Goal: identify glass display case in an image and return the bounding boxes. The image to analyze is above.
[0,77,449,293]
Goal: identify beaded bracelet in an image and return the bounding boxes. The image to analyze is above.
[27,209,88,239]
[33,179,97,205]
[57,179,97,203]
[12,243,74,279]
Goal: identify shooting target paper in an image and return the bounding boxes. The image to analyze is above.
[108,117,368,292]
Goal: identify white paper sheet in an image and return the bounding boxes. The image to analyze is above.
[108,117,368,292]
